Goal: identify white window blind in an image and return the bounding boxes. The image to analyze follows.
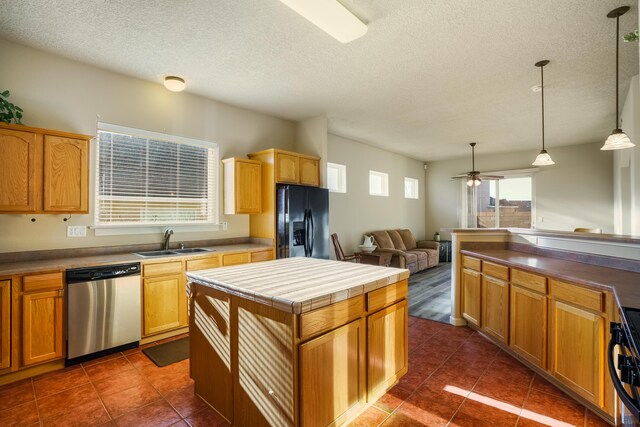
[95,123,219,226]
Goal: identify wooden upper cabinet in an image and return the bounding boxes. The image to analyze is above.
[0,127,40,212]
[0,123,91,214]
[43,135,89,213]
[222,158,262,214]
[299,156,320,186]
[275,152,299,183]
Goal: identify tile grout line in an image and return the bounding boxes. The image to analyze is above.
[81,362,114,424]
[515,372,537,426]
[28,377,42,426]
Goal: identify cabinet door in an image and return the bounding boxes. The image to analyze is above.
[43,135,89,212]
[549,300,604,405]
[299,157,319,187]
[462,268,481,327]
[482,276,509,343]
[275,152,299,183]
[300,319,365,427]
[368,299,408,401]
[22,290,64,366]
[235,160,262,214]
[0,128,39,212]
[510,285,547,368]
[143,274,187,336]
[222,252,250,266]
[0,280,10,370]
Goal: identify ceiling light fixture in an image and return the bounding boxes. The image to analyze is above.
[467,143,482,187]
[279,0,367,43]
[164,76,186,92]
[532,60,555,166]
[601,6,635,150]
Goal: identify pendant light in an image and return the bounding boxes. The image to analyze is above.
[601,6,635,150]
[532,60,555,166]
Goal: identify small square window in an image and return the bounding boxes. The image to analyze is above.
[404,177,419,199]
[327,162,347,193]
[369,170,389,196]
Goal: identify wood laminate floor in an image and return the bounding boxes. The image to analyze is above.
[408,262,452,323]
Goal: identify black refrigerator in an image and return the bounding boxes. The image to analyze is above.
[276,184,329,259]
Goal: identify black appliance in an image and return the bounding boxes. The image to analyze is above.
[276,184,329,259]
[609,308,640,422]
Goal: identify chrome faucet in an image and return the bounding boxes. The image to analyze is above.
[162,229,174,250]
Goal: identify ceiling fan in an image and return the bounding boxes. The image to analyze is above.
[451,143,503,186]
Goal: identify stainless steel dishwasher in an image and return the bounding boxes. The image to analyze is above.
[66,262,141,364]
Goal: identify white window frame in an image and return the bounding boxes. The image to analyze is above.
[404,177,419,199]
[460,168,537,229]
[369,170,389,197]
[93,122,220,234]
[327,162,347,193]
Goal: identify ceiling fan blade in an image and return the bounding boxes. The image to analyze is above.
[478,175,504,180]
[451,174,468,179]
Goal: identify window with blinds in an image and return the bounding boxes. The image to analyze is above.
[95,123,219,226]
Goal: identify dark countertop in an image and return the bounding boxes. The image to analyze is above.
[0,243,273,276]
[460,248,640,310]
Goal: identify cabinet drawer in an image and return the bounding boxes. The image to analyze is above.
[222,252,250,266]
[483,261,509,281]
[511,269,546,294]
[462,256,481,272]
[251,249,274,263]
[367,280,408,313]
[550,279,603,313]
[23,272,63,293]
[143,261,183,277]
[186,256,220,271]
[300,295,364,341]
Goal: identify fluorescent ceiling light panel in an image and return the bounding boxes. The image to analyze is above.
[279,0,367,43]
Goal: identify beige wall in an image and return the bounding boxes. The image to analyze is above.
[327,134,426,257]
[614,75,640,235]
[0,39,295,253]
[426,142,614,239]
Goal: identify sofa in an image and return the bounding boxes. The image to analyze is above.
[369,229,439,274]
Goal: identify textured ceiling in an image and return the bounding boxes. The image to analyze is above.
[0,0,638,161]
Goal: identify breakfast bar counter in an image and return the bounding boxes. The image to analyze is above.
[187,257,410,427]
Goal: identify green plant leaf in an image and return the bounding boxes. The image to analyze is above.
[0,90,9,97]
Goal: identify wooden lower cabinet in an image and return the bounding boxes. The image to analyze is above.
[367,299,408,400]
[509,285,547,368]
[143,273,187,336]
[482,276,508,343]
[223,252,250,267]
[461,268,481,327]
[300,319,365,427]
[22,288,64,367]
[0,280,10,370]
[549,299,604,406]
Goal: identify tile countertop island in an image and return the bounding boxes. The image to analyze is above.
[186,257,410,427]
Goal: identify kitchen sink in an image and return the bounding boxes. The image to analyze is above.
[135,248,213,257]
[135,250,177,257]
[172,248,212,254]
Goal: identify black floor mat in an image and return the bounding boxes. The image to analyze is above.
[142,337,189,367]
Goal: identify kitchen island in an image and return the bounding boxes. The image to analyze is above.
[187,257,410,427]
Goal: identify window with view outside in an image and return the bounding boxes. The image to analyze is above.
[470,177,532,228]
[95,125,218,226]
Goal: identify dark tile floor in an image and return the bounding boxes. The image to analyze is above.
[0,319,610,427]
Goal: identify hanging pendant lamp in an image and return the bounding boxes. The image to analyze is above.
[532,60,555,166]
[601,6,635,150]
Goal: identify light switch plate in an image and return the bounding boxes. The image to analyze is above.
[67,225,87,237]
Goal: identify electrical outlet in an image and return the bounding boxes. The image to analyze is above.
[538,216,544,223]
[67,225,87,237]
[222,222,228,231]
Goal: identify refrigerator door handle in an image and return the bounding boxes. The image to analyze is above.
[308,209,314,257]
[303,209,309,257]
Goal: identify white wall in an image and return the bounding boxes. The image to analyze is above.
[426,142,614,239]
[327,134,426,257]
[614,75,640,235]
[0,39,296,252]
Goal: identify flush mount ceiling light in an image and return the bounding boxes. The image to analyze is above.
[532,60,555,166]
[601,6,635,150]
[164,76,186,92]
[279,0,367,43]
